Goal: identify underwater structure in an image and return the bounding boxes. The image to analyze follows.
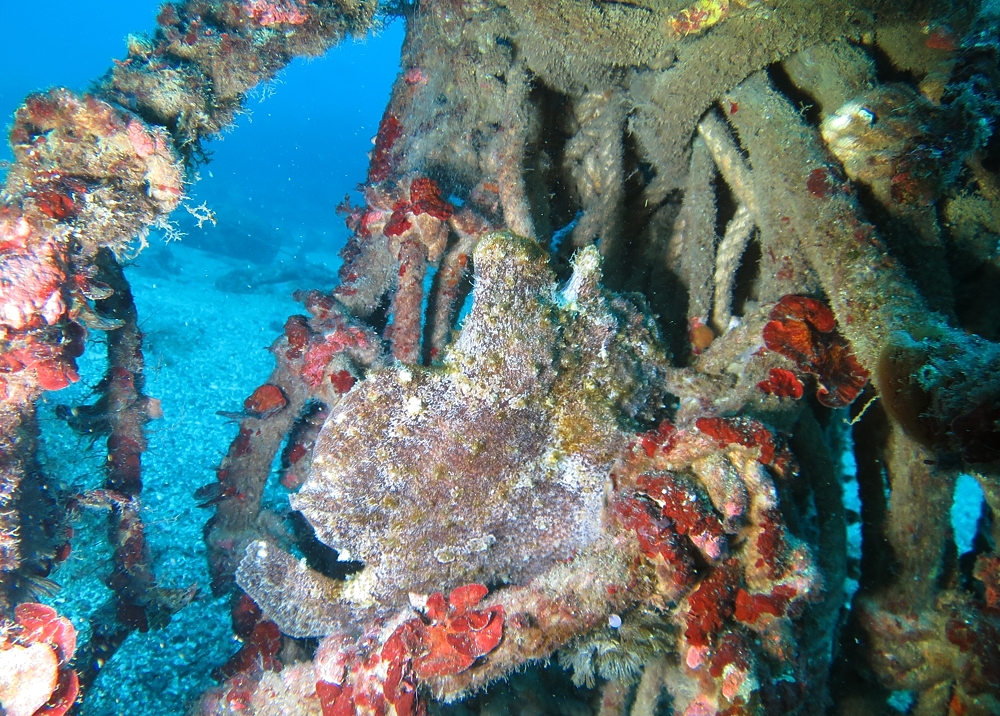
[2,0,1000,714]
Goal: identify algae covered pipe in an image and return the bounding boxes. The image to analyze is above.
[726,71,1000,467]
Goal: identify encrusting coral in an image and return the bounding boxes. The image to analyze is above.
[0,603,78,716]
[2,0,1000,715]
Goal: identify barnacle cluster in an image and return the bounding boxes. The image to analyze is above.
[2,0,1000,715]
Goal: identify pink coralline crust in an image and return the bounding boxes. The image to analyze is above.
[359,209,388,238]
[403,67,428,86]
[10,90,184,217]
[0,210,32,252]
[384,179,454,238]
[708,631,750,679]
[683,560,738,648]
[383,201,414,238]
[408,178,453,221]
[753,507,788,577]
[709,631,754,703]
[756,367,804,399]
[0,343,80,392]
[300,326,371,388]
[30,192,76,222]
[242,0,309,26]
[682,695,717,716]
[215,594,282,681]
[695,416,777,465]
[610,494,696,591]
[734,584,798,624]
[639,420,678,457]
[0,603,80,716]
[0,243,67,331]
[762,294,869,408]
[126,119,156,158]
[313,585,502,716]
[283,315,311,359]
[368,113,403,184]
[243,384,288,418]
[637,473,725,561]
[401,584,504,679]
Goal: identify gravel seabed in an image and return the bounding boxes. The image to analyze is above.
[38,240,339,715]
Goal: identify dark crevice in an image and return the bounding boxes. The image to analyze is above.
[732,235,761,318]
[526,79,579,274]
[712,164,738,240]
[767,62,823,127]
[868,40,923,86]
[288,511,364,581]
